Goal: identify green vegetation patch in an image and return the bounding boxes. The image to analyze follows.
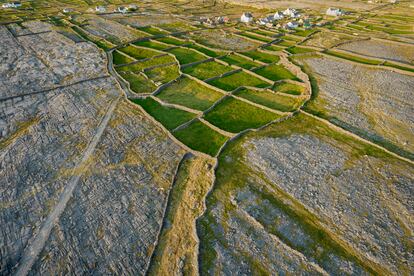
[119,71,156,94]
[118,45,159,60]
[157,77,223,111]
[116,55,176,72]
[113,50,135,65]
[204,96,280,133]
[294,29,317,37]
[138,26,169,35]
[158,21,198,32]
[208,71,270,91]
[219,54,261,70]
[324,50,383,65]
[253,64,299,82]
[287,46,316,54]
[174,120,228,156]
[166,47,207,65]
[157,36,188,46]
[131,97,196,130]
[182,61,233,80]
[145,64,180,84]
[186,44,225,58]
[263,45,284,52]
[234,88,304,112]
[273,82,305,95]
[133,40,170,51]
[240,50,280,63]
[238,32,273,43]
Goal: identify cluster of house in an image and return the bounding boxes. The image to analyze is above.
[2,2,21,8]
[241,8,311,29]
[326,7,345,17]
[200,16,230,26]
[116,4,137,14]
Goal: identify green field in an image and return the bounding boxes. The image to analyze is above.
[204,96,280,133]
[208,71,270,91]
[186,44,225,58]
[113,50,135,65]
[234,88,303,112]
[138,26,169,36]
[167,47,207,65]
[157,77,223,111]
[145,64,180,84]
[273,82,305,95]
[131,97,196,130]
[240,50,280,63]
[182,61,233,80]
[253,64,299,82]
[116,55,176,72]
[324,50,383,65]
[133,40,171,51]
[118,45,159,60]
[219,54,261,70]
[156,36,188,46]
[173,120,228,156]
[239,32,273,43]
[294,29,317,37]
[263,45,285,52]
[287,46,316,54]
[119,71,156,94]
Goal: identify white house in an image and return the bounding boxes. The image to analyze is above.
[117,6,128,13]
[2,2,21,8]
[258,15,274,25]
[285,21,299,29]
[241,12,253,23]
[273,11,284,20]
[283,8,299,18]
[62,8,73,13]
[326,7,345,16]
[95,6,106,13]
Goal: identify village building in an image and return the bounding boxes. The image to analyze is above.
[283,8,300,18]
[95,6,106,13]
[326,7,345,16]
[2,2,21,8]
[117,6,128,13]
[285,21,299,29]
[273,11,284,20]
[241,12,253,23]
[63,8,73,13]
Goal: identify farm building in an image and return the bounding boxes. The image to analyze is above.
[241,12,254,23]
[326,7,345,16]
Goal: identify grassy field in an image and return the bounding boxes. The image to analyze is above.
[263,45,285,51]
[219,54,261,70]
[174,120,228,156]
[186,44,225,58]
[138,26,169,36]
[287,46,317,54]
[324,50,383,65]
[119,71,156,94]
[273,82,305,95]
[208,71,270,91]
[116,55,176,73]
[204,97,280,133]
[253,64,299,82]
[145,64,180,84]
[118,45,159,60]
[294,29,317,37]
[238,32,274,43]
[234,88,304,112]
[182,61,233,80]
[156,36,188,46]
[113,50,135,65]
[131,97,196,130]
[157,77,223,111]
[166,47,207,65]
[133,40,171,51]
[240,50,280,63]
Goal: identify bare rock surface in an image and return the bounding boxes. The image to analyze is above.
[337,39,414,64]
[301,55,414,154]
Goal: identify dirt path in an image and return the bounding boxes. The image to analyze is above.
[14,96,120,276]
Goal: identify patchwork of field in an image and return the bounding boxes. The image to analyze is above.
[1,0,414,275]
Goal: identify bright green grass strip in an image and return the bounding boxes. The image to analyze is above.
[133,40,170,51]
[116,55,176,72]
[294,29,316,37]
[219,54,260,70]
[157,36,188,46]
[234,88,303,112]
[253,64,299,82]
[240,50,280,63]
[263,45,285,51]
[324,50,383,65]
[157,77,223,111]
[113,50,135,65]
[186,44,225,58]
[145,64,180,84]
[166,47,206,65]
[287,46,316,54]
[119,72,156,94]
[173,120,228,156]
[280,35,302,42]
[182,61,233,80]
[383,62,414,73]
[273,82,305,95]
[138,26,168,35]
[204,97,280,133]
[250,28,278,37]
[157,21,197,32]
[277,40,297,47]
[239,32,273,43]
[118,45,159,60]
[131,97,196,130]
[208,71,270,91]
